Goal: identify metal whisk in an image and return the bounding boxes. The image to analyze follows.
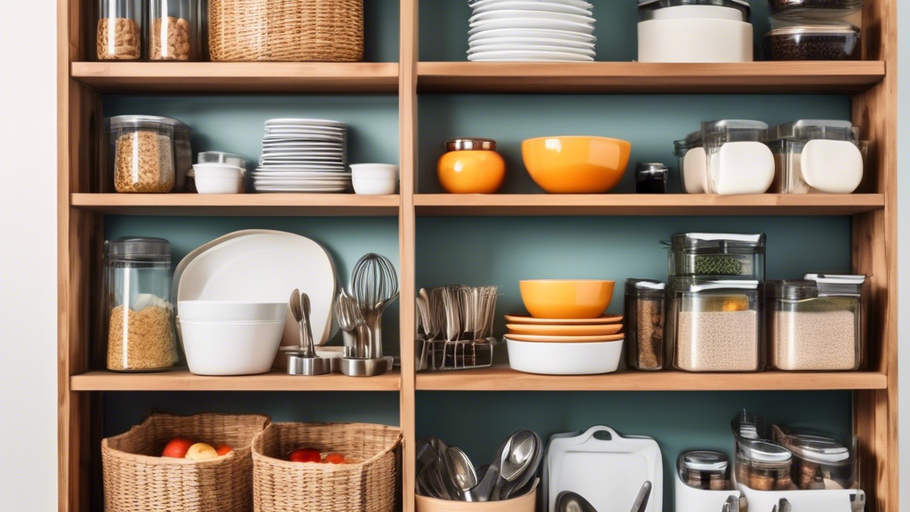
[350,253,399,359]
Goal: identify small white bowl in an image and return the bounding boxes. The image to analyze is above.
[350,163,399,179]
[351,163,399,195]
[178,300,287,323]
[181,320,285,375]
[193,163,245,179]
[505,337,623,375]
[196,175,244,194]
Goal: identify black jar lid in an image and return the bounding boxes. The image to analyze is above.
[105,237,171,261]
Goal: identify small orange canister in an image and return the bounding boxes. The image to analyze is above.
[437,138,506,194]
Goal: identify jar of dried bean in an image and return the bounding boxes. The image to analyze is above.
[107,115,178,193]
[98,0,143,60]
[149,0,201,61]
[624,278,666,370]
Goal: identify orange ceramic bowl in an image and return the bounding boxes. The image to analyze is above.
[521,136,632,193]
[519,280,615,319]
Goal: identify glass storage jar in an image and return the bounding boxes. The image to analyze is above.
[437,138,506,194]
[772,425,856,490]
[666,278,763,372]
[637,0,753,63]
[764,24,861,60]
[636,163,669,193]
[107,115,178,193]
[149,0,200,61]
[735,440,797,491]
[674,131,707,194]
[769,0,863,27]
[103,237,177,372]
[625,279,666,370]
[766,275,864,371]
[97,0,143,60]
[768,120,866,194]
[702,120,775,195]
[679,451,730,490]
[667,233,766,280]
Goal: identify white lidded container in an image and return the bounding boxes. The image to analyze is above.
[674,130,707,194]
[768,120,866,194]
[637,0,754,63]
[702,120,775,195]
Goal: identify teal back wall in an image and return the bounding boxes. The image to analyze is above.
[364,0,401,62]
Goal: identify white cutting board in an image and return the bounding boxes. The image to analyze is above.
[546,426,663,512]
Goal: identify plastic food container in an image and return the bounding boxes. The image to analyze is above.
[769,120,865,194]
[624,279,666,370]
[769,0,863,27]
[666,278,763,372]
[674,131,707,194]
[679,451,730,490]
[149,0,200,61]
[764,24,860,60]
[438,138,506,194]
[772,425,856,490]
[97,0,143,60]
[637,0,753,63]
[702,120,775,195]
[766,275,864,371]
[102,237,177,371]
[735,440,797,491]
[667,232,766,280]
[107,115,178,193]
[636,163,669,193]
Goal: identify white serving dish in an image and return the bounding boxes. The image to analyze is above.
[180,319,285,375]
[736,483,865,512]
[195,175,244,194]
[544,426,663,512]
[192,162,244,179]
[178,300,287,323]
[674,469,741,512]
[505,337,622,375]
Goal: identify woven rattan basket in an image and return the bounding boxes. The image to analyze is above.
[102,412,270,512]
[252,422,402,512]
[208,0,364,62]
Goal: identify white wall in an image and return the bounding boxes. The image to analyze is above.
[0,0,59,510]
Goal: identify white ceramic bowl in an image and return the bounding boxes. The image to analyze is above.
[505,337,623,375]
[196,175,244,194]
[178,300,287,323]
[351,164,399,195]
[181,320,285,375]
[193,163,245,179]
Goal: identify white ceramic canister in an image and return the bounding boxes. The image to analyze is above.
[674,131,708,194]
[637,0,754,63]
[702,120,775,195]
[768,120,865,194]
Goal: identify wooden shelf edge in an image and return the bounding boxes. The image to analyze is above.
[71,370,402,391]
[71,62,400,93]
[415,367,888,391]
[414,194,885,216]
[71,193,401,216]
[417,61,887,93]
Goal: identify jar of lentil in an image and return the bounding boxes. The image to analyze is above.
[735,440,796,491]
[437,138,506,194]
[149,0,201,61]
[107,115,178,193]
[97,0,143,60]
[103,237,177,372]
[679,451,730,490]
[624,278,666,370]
[667,233,766,280]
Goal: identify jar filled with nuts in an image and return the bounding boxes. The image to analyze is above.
[98,0,143,60]
[106,115,179,193]
[149,0,201,61]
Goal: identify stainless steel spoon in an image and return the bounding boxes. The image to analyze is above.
[285,289,304,349]
[445,447,478,501]
[491,430,536,500]
[472,432,515,502]
[500,431,542,500]
[555,491,598,512]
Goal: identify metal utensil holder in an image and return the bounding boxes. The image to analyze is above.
[416,336,498,371]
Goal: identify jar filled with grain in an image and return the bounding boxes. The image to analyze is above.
[679,451,730,490]
[735,440,797,491]
[624,278,666,370]
[766,275,865,371]
[106,115,178,193]
[98,0,143,60]
[149,0,201,61]
[666,278,763,372]
[103,237,177,372]
[771,425,856,490]
[667,233,766,280]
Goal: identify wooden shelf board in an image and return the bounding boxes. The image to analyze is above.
[416,366,887,391]
[414,194,885,216]
[71,370,401,391]
[71,193,400,216]
[71,62,400,93]
[417,61,887,93]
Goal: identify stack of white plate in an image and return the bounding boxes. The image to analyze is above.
[252,118,352,193]
[467,0,596,62]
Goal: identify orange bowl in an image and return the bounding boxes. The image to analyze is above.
[506,323,623,336]
[521,136,632,193]
[519,280,615,319]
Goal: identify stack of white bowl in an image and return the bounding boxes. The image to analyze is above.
[467,0,597,62]
[177,301,287,376]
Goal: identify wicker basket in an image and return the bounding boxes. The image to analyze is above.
[208,0,364,62]
[252,422,402,512]
[102,412,270,512]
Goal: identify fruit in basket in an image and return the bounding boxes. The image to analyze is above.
[215,443,233,456]
[324,453,346,464]
[289,448,322,463]
[161,437,194,458]
[186,442,219,461]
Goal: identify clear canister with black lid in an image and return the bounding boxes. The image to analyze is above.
[667,233,766,280]
[625,279,666,370]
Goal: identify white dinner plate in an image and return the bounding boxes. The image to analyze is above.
[469,36,595,49]
[263,134,344,142]
[469,9,595,25]
[261,141,344,148]
[253,173,352,180]
[470,0,593,10]
[178,231,337,348]
[471,0,592,15]
[266,126,346,135]
[469,18,596,34]
[469,27,597,43]
[469,50,594,61]
[257,164,347,170]
[253,180,351,187]
[254,186,350,192]
[260,156,345,162]
[468,44,596,56]
[265,118,347,128]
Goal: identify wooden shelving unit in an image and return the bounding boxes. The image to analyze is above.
[58,0,898,511]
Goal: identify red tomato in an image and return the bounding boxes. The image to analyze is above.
[215,444,233,456]
[161,438,194,458]
[324,453,346,464]
[289,448,321,463]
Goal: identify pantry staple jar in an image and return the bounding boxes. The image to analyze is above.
[678,451,730,491]
[624,278,666,370]
[768,120,865,194]
[107,115,178,193]
[438,138,506,194]
[764,24,861,60]
[702,120,775,195]
[667,232,766,280]
[637,0,753,62]
[772,425,856,490]
[97,0,143,60]
[735,440,797,491]
[149,0,200,61]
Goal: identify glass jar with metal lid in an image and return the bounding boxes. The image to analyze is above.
[679,451,730,490]
[766,275,864,371]
[667,233,766,280]
[103,237,177,372]
[625,279,666,370]
[764,24,860,60]
[771,425,856,490]
[437,138,506,194]
[735,440,796,491]
[106,115,179,193]
[637,0,753,63]
[636,163,669,193]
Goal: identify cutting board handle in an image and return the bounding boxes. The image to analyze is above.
[578,425,621,443]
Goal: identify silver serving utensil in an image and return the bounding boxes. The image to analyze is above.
[500,431,542,500]
[284,289,304,350]
[472,432,515,502]
[630,481,652,512]
[555,491,598,512]
[285,291,332,376]
[445,447,479,501]
[491,430,536,500]
[335,289,368,358]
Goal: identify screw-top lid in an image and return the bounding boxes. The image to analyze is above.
[636,163,670,180]
[679,451,729,473]
[105,237,171,261]
[638,0,750,15]
[445,138,497,151]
